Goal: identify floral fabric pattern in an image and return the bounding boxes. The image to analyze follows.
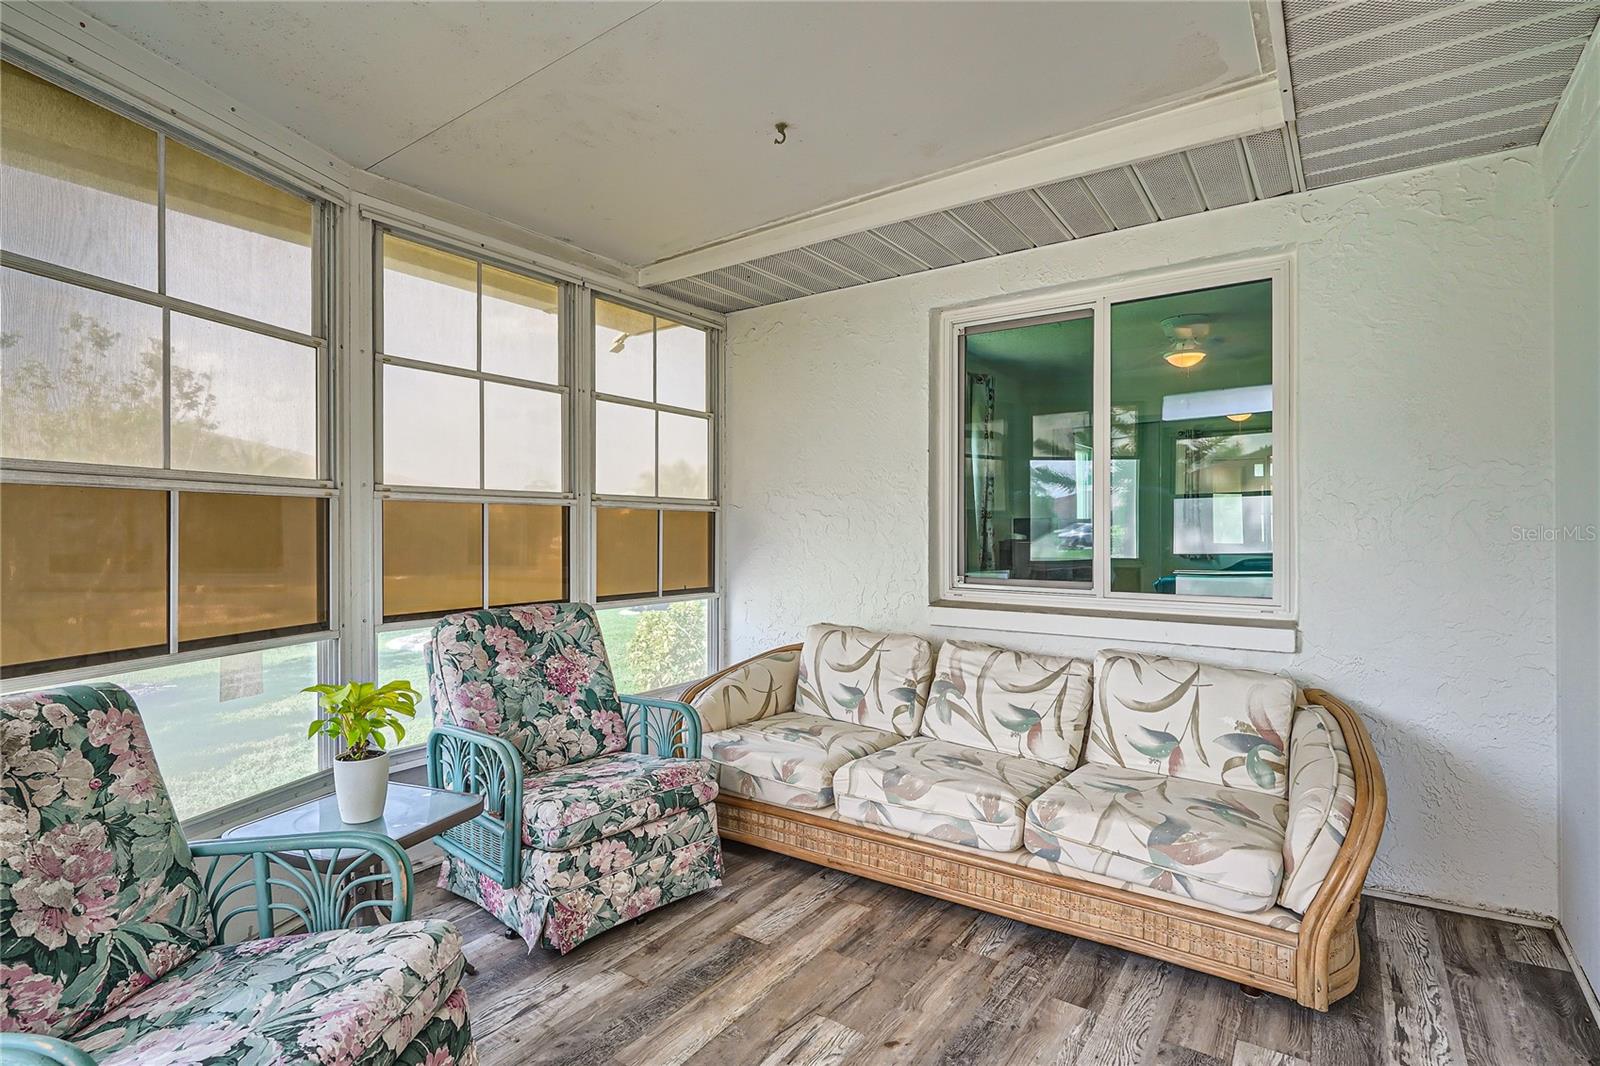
[795,624,934,737]
[521,805,717,894]
[1025,764,1289,911]
[0,684,209,1038]
[832,736,1065,852]
[1086,651,1296,797]
[428,604,627,772]
[706,711,902,802]
[520,751,719,850]
[923,641,1093,768]
[836,795,1022,852]
[1279,704,1358,912]
[71,919,471,1065]
[440,827,724,955]
[692,649,800,732]
[714,767,833,811]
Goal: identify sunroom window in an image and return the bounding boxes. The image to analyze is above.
[938,260,1289,622]
[0,60,335,817]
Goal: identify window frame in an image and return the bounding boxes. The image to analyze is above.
[931,254,1296,630]
[0,56,344,805]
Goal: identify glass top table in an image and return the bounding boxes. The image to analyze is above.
[222,782,483,860]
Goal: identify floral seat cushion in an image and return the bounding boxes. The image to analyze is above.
[1085,650,1296,797]
[705,711,904,810]
[521,751,718,850]
[70,919,467,1065]
[428,604,629,772]
[795,624,935,737]
[832,736,1066,851]
[1,684,209,1039]
[1024,764,1289,912]
[922,640,1093,768]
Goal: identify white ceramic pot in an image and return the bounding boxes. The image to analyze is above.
[333,750,390,824]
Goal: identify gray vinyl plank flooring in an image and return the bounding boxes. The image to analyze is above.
[422,843,1600,1066]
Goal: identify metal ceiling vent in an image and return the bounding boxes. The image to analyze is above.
[648,129,1301,313]
[1284,0,1600,188]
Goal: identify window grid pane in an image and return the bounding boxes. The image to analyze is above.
[595,507,659,601]
[382,499,484,621]
[177,492,327,648]
[488,504,567,606]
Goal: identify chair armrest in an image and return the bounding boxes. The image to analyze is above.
[0,1034,97,1066]
[621,695,703,758]
[186,830,413,941]
[427,724,524,887]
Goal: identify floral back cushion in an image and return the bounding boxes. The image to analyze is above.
[1,684,210,1038]
[794,624,934,737]
[428,603,628,772]
[922,640,1093,768]
[1085,650,1296,796]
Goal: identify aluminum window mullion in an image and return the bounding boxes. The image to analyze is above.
[376,352,567,395]
[0,251,328,350]
[1092,297,1111,598]
[591,391,712,420]
[166,490,180,654]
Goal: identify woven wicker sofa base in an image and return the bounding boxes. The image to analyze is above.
[717,795,1361,1010]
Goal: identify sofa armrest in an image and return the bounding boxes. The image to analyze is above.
[1292,688,1387,1009]
[427,725,524,887]
[0,1034,97,1066]
[621,695,703,758]
[681,645,802,733]
[187,830,413,939]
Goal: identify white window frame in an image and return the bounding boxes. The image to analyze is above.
[0,54,345,811]
[585,291,724,694]
[930,254,1296,652]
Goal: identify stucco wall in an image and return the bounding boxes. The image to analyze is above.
[1546,35,1600,981]
[722,149,1557,915]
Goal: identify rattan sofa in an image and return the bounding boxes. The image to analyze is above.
[682,625,1386,1010]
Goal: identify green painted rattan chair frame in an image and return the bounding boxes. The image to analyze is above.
[427,694,703,888]
[0,830,414,1065]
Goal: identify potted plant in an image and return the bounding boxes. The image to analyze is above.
[304,680,420,823]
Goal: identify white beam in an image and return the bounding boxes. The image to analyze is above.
[637,77,1286,287]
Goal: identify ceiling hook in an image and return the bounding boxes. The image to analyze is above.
[773,121,789,145]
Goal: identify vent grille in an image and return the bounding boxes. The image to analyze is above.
[647,130,1297,310]
[1286,0,1598,187]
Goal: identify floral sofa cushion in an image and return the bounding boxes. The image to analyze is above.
[521,751,718,851]
[1279,704,1358,912]
[705,710,903,810]
[693,648,800,732]
[1,684,210,1039]
[922,640,1093,768]
[1085,650,1296,797]
[428,603,628,772]
[441,805,723,954]
[1024,764,1289,912]
[70,918,468,1065]
[795,624,935,737]
[832,736,1066,851]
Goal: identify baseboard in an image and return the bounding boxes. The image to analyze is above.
[1553,922,1600,1027]
[1361,886,1555,928]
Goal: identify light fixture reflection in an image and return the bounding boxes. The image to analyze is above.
[1226,412,1253,423]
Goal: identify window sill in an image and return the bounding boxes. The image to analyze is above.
[928,603,1297,653]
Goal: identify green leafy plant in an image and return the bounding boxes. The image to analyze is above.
[303,680,420,761]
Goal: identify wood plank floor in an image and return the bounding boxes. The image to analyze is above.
[419,843,1600,1066]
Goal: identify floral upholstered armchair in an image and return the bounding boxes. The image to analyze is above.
[0,684,477,1066]
[425,602,722,954]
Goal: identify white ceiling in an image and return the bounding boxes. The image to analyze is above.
[74,1,1268,267]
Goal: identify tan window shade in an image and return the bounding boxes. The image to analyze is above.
[381,234,476,368]
[488,504,566,607]
[383,500,483,621]
[163,139,312,247]
[164,139,314,332]
[1,61,158,288]
[595,507,658,600]
[1,484,168,674]
[177,492,326,647]
[662,511,714,593]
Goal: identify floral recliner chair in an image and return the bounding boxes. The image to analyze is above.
[425,602,722,954]
[0,684,477,1066]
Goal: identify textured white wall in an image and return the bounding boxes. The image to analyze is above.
[1546,35,1600,982]
[723,149,1557,915]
